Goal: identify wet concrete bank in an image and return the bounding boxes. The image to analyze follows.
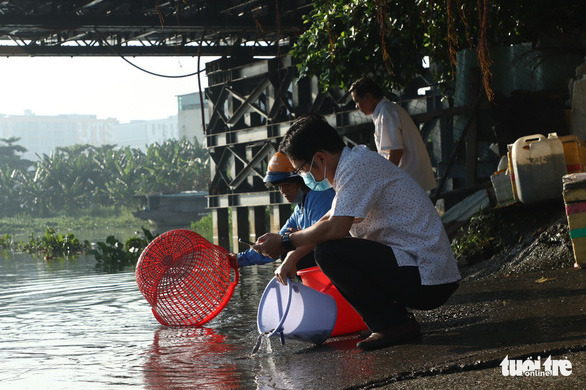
[256,267,585,389]
[386,350,585,389]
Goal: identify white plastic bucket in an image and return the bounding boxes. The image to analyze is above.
[257,277,337,345]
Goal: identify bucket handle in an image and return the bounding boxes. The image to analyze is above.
[266,278,294,343]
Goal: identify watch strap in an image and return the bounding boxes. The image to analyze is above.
[281,232,296,251]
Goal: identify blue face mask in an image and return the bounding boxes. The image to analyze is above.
[301,155,332,191]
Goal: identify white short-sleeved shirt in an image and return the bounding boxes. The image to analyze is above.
[331,146,460,285]
[372,98,437,191]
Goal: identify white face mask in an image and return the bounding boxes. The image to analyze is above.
[300,155,332,191]
[292,188,305,204]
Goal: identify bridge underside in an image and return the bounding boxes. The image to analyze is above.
[0,0,311,57]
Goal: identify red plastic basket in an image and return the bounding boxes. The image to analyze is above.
[135,229,239,326]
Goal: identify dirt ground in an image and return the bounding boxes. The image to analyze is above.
[455,199,578,281]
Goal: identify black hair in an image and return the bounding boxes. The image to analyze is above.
[278,113,345,163]
[349,77,384,99]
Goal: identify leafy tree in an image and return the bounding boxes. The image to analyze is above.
[0,138,210,215]
[0,137,33,170]
[141,138,210,194]
[33,145,103,212]
[92,145,146,205]
[292,0,426,93]
[292,0,586,98]
[0,137,34,217]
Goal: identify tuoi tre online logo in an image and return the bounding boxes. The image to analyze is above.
[500,355,572,377]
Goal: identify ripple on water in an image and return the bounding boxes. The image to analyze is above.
[0,254,275,389]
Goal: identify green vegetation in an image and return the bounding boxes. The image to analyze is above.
[0,207,140,237]
[0,137,209,218]
[293,1,586,96]
[89,227,156,272]
[451,211,503,264]
[0,224,157,271]
[0,136,212,268]
[0,234,12,249]
[17,227,88,257]
[191,214,213,243]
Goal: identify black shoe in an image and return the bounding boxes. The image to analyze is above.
[359,330,372,339]
[356,316,421,351]
[359,314,415,340]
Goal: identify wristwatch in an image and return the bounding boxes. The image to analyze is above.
[281,232,296,251]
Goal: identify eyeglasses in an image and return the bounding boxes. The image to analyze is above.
[298,155,316,178]
[291,161,308,176]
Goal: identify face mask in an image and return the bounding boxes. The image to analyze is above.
[292,188,305,204]
[301,155,332,191]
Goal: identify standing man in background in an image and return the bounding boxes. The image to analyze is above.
[350,77,437,192]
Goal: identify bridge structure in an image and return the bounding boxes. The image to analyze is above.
[0,0,311,57]
[0,1,481,250]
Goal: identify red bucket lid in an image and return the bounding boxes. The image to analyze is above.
[135,229,239,326]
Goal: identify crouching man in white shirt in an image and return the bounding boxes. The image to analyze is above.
[254,113,461,351]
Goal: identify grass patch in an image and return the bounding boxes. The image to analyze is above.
[191,214,213,243]
[0,207,143,236]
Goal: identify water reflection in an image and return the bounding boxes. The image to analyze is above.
[0,253,276,389]
[144,327,243,389]
[1,251,370,390]
[0,253,152,389]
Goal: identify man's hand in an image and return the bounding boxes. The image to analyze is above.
[227,253,239,269]
[253,233,284,259]
[388,149,403,166]
[275,256,298,285]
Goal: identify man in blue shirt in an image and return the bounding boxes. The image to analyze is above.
[233,151,334,270]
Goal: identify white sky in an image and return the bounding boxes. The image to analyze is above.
[0,56,215,123]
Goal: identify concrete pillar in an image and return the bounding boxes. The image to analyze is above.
[232,206,250,252]
[269,204,292,233]
[250,206,267,241]
[212,208,230,250]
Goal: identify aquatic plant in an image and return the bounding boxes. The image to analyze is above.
[0,234,12,249]
[89,227,156,271]
[17,227,88,256]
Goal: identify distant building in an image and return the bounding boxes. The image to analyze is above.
[0,96,207,160]
[0,111,118,160]
[177,93,207,146]
[0,111,180,160]
[113,116,179,152]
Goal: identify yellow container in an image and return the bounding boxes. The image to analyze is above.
[560,135,586,173]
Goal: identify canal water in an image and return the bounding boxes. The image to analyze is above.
[0,251,308,390]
